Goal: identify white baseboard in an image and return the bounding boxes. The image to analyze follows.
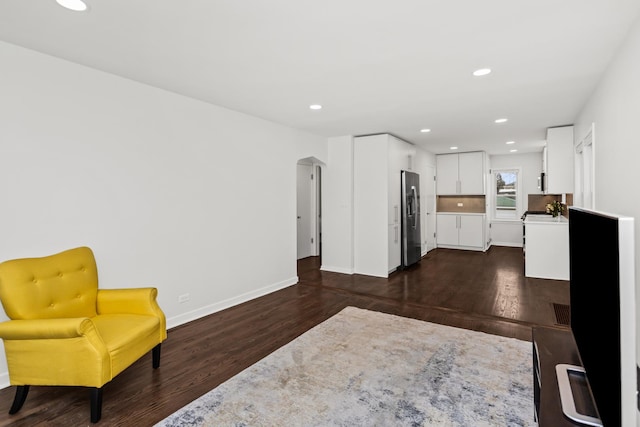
[491,241,523,248]
[166,276,298,330]
[320,265,353,275]
[0,372,9,390]
[437,244,485,252]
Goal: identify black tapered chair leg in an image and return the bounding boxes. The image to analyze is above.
[90,387,103,423]
[152,343,162,369]
[9,385,29,414]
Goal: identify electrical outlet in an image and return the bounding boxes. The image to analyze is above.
[178,293,190,303]
[457,202,463,207]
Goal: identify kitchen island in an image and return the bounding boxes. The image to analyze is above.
[524,214,569,280]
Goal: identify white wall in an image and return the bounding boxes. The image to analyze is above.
[573,18,640,320]
[574,17,640,248]
[573,15,640,426]
[574,17,640,224]
[489,152,543,246]
[0,41,326,385]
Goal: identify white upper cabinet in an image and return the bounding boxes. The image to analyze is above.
[458,152,485,194]
[435,154,459,194]
[544,126,574,194]
[436,151,486,195]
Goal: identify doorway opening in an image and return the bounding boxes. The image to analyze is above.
[296,158,323,268]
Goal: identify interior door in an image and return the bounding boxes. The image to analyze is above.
[296,164,313,259]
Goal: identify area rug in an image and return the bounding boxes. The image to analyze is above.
[155,307,535,427]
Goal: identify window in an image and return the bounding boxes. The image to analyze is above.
[494,169,519,219]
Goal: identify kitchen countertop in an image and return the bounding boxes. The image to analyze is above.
[524,214,568,224]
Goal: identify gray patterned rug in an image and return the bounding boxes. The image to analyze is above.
[156,307,535,426]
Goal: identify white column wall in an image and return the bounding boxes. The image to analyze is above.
[321,136,354,274]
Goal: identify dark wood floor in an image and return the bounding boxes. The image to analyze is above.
[0,246,569,426]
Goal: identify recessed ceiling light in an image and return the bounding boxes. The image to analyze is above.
[309,104,322,110]
[506,141,515,145]
[510,149,518,153]
[473,68,492,77]
[56,0,88,11]
[420,128,431,133]
[495,118,508,124]
[450,146,458,150]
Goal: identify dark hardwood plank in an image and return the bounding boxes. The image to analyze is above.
[0,246,569,426]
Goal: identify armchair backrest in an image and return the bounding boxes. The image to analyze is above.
[0,246,99,320]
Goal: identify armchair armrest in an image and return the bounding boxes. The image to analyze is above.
[97,288,166,341]
[0,318,97,340]
[0,318,110,387]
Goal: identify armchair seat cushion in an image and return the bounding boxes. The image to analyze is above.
[92,314,161,376]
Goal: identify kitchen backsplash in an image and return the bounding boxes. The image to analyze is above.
[437,195,486,213]
[435,194,573,216]
[528,193,573,217]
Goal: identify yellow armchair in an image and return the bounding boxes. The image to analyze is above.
[0,246,167,423]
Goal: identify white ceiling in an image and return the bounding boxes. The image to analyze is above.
[1,1,639,155]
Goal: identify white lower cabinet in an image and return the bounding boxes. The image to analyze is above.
[436,213,485,250]
[435,214,459,246]
[524,218,569,280]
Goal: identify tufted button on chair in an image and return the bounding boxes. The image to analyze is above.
[0,246,167,423]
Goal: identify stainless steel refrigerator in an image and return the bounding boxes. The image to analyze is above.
[401,170,421,268]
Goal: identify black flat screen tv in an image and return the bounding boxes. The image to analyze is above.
[566,206,636,426]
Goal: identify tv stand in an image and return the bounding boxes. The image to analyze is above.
[532,326,601,426]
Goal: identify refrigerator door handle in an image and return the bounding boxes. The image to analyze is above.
[411,186,418,229]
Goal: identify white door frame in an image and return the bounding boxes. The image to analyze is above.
[296,163,314,259]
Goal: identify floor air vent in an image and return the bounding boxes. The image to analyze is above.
[552,303,571,326]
